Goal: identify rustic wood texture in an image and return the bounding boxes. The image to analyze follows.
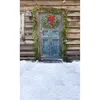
[20,51,35,57]
[66,51,80,56]
[20,0,80,61]
[20,1,80,6]
[67,40,80,45]
[20,46,34,51]
[21,6,80,12]
[20,57,35,60]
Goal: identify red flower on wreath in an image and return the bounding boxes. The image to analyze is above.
[48,15,55,27]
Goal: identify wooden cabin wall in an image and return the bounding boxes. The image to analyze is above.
[20,0,80,61]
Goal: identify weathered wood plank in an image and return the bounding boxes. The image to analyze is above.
[67,17,80,21]
[20,57,35,60]
[68,28,80,32]
[67,32,80,34]
[20,41,26,45]
[24,23,32,26]
[24,29,32,34]
[20,51,35,57]
[67,33,80,38]
[20,41,34,45]
[25,40,34,44]
[20,1,80,6]
[25,18,32,23]
[21,6,80,12]
[67,46,80,50]
[20,44,33,47]
[25,33,32,35]
[66,40,80,45]
[66,6,80,11]
[68,12,80,17]
[25,35,33,40]
[69,21,80,26]
[66,51,80,56]
[68,26,80,28]
[20,5,80,12]
[67,44,80,47]
[20,46,34,51]
[66,56,80,60]
[20,13,25,39]
[67,38,80,40]
[24,25,32,29]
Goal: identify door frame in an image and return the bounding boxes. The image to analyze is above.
[32,7,68,60]
[37,12,62,59]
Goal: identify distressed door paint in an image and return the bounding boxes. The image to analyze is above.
[39,13,62,59]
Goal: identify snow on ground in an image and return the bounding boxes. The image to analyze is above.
[20,60,80,100]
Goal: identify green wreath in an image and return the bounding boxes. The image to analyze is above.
[41,14,59,28]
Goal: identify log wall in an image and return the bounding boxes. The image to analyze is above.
[20,0,80,61]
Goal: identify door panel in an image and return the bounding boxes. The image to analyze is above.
[42,39,49,57]
[50,39,60,57]
[42,30,48,37]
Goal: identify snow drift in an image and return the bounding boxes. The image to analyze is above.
[20,60,80,100]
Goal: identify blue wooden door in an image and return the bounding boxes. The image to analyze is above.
[39,13,62,59]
